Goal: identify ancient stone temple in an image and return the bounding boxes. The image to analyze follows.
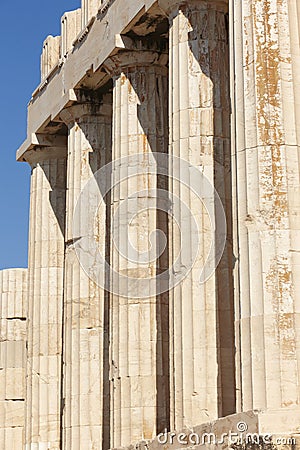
[1,0,300,448]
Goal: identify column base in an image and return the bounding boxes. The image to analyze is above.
[110,410,300,450]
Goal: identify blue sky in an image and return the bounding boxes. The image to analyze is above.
[0,0,80,269]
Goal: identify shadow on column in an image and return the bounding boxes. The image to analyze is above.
[45,154,67,238]
[186,6,236,417]
[132,37,171,434]
[86,85,113,450]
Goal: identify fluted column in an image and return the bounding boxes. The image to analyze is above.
[25,146,67,449]
[60,96,112,450]
[0,269,27,449]
[104,47,169,447]
[159,0,232,429]
[232,0,300,411]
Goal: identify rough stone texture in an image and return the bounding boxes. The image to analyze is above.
[41,35,61,81]
[0,269,27,449]
[113,410,300,450]
[3,0,300,449]
[232,0,300,413]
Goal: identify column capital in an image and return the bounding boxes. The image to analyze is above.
[25,145,67,166]
[21,133,67,165]
[59,92,112,126]
[103,37,168,77]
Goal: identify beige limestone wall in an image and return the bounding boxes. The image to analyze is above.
[0,268,27,449]
[25,147,67,449]
[232,0,300,412]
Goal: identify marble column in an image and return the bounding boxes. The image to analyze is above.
[60,96,112,450]
[104,47,169,447]
[0,268,27,449]
[25,145,67,449]
[232,0,300,412]
[159,0,232,429]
